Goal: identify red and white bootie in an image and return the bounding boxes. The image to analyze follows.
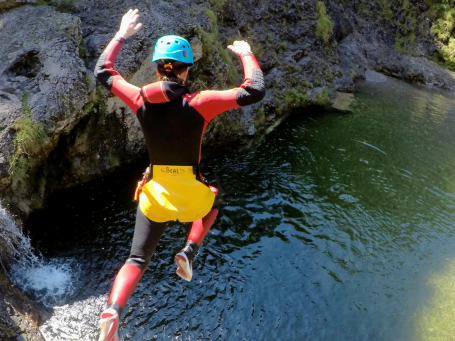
[98,308,120,341]
[175,241,199,282]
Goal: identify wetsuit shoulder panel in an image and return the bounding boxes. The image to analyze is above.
[141,81,187,104]
[94,38,144,114]
[185,90,239,122]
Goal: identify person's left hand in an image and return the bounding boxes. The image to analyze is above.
[116,9,143,39]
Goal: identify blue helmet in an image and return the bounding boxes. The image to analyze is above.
[152,35,194,65]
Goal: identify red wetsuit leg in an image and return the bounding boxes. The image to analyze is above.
[107,263,143,312]
[187,208,219,246]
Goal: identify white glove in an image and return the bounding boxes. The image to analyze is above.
[227,40,252,56]
[115,9,143,40]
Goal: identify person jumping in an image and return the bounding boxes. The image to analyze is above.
[94,8,265,341]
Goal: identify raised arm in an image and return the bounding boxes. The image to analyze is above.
[187,41,266,122]
[94,9,144,113]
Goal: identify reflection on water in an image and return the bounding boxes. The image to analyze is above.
[23,78,455,340]
[418,258,455,341]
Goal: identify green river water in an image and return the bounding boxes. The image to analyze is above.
[20,77,455,340]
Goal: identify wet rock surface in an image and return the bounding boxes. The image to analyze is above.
[1,0,455,337]
[0,271,43,341]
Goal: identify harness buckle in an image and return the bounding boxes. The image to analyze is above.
[133,166,150,201]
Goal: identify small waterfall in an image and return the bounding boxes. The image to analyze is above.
[0,204,36,267]
[0,204,78,307]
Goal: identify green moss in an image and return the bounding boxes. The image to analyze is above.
[195,24,218,63]
[285,88,308,108]
[216,41,237,84]
[195,6,238,87]
[205,8,217,26]
[316,2,333,44]
[83,85,106,114]
[278,41,287,52]
[8,155,29,180]
[313,87,330,106]
[106,154,120,168]
[403,0,410,10]
[22,92,31,117]
[438,37,455,69]
[254,106,266,128]
[289,76,299,87]
[431,7,455,42]
[14,117,48,156]
[8,93,49,179]
[428,3,455,70]
[208,0,226,13]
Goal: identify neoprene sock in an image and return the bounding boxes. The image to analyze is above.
[107,263,143,316]
[187,208,219,246]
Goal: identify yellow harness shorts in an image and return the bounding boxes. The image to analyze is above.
[139,165,215,223]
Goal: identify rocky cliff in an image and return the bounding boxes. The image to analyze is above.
[2,0,455,339]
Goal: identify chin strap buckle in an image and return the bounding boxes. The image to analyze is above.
[133,166,151,201]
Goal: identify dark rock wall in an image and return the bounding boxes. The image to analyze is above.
[2,0,455,218]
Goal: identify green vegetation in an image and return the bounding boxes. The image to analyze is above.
[429,3,455,70]
[313,87,330,106]
[193,6,237,86]
[362,0,455,70]
[9,93,49,180]
[83,85,106,114]
[285,88,308,108]
[431,10,455,43]
[216,41,237,84]
[106,154,120,168]
[254,106,266,129]
[316,2,333,44]
[208,0,226,13]
[285,86,329,109]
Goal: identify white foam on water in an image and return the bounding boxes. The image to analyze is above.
[40,294,108,341]
[11,258,79,307]
[0,204,78,307]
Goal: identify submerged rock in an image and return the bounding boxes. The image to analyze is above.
[330,92,355,113]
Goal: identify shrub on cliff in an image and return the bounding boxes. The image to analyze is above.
[9,93,49,181]
[316,2,333,44]
[285,88,308,108]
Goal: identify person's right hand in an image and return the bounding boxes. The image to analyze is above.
[227,40,252,56]
[116,9,143,39]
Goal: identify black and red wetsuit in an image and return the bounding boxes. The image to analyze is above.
[95,37,265,167]
[94,36,265,316]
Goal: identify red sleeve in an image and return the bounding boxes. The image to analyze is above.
[94,38,144,114]
[187,53,264,122]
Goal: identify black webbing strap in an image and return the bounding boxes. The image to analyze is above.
[193,164,200,175]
